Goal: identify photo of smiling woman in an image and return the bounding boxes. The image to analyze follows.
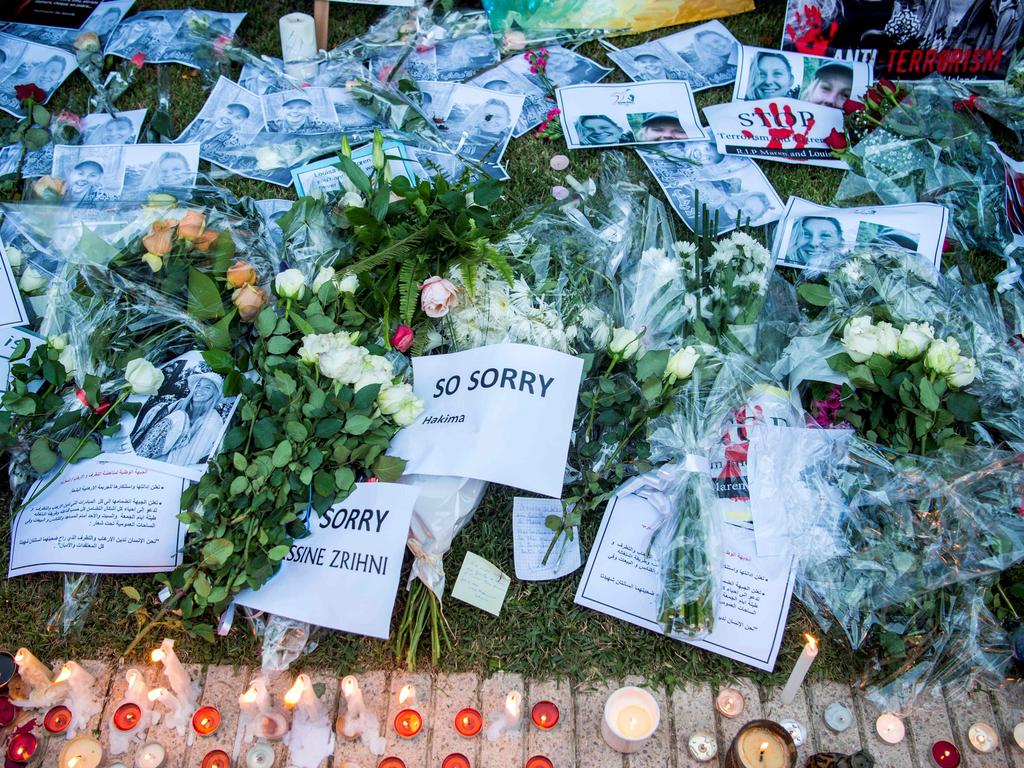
[800,61,854,109]
[785,215,845,270]
[744,51,800,100]
[575,114,634,145]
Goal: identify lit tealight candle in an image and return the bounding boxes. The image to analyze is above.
[823,702,853,733]
[57,735,102,768]
[113,702,143,732]
[932,740,961,768]
[531,701,559,730]
[525,757,553,768]
[7,732,37,763]
[454,708,482,737]
[601,686,660,754]
[442,754,471,768]
[395,708,423,739]
[44,704,73,734]
[135,743,166,768]
[716,688,745,719]
[876,713,905,745]
[192,706,222,736]
[378,758,406,768]
[258,710,289,741]
[689,732,718,762]
[245,742,275,768]
[726,720,797,768]
[967,723,999,753]
[200,749,231,768]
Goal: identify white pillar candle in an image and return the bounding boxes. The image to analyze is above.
[14,647,54,704]
[284,674,335,768]
[109,669,153,756]
[53,662,102,737]
[148,687,189,735]
[601,686,660,754]
[485,690,523,742]
[1013,722,1024,751]
[279,12,317,79]
[398,684,417,708]
[151,639,198,718]
[780,635,818,705]
[338,675,385,755]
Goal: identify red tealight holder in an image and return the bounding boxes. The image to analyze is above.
[454,708,482,737]
[442,754,471,768]
[200,749,231,768]
[525,756,553,768]
[192,706,221,736]
[0,698,17,728]
[43,704,72,734]
[377,759,406,768]
[6,733,37,764]
[112,702,142,731]
[394,708,422,739]
[932,740,962,768]
[531,701,559,730]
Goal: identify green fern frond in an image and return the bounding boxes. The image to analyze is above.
[346,228,428,275]
[398,260,418,325]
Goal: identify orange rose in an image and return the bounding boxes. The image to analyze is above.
[177,210,207,241]
[226,260,257,288]
[142,220,176,256]
[192,230,219,251]
[31,175,65,201]
[232,284,267,322]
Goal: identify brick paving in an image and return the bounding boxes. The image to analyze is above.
[13,658,1024,768]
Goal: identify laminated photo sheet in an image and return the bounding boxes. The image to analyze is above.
[0,0,134,50]
[733,45,871,110]
[606,20,740,91]
[0,33,78,116]
[557,80,708,150]
[104,9,245,68]
[417,81,524,167]
[51,142,200,200]
[22,107,147,178]
[636,138,784,233]
[770,196,950,273]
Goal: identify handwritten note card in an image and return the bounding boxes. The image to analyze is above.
[574,486,796,672]
[9,458,187,577]
[452,551,511,616]
[512,497,581,581]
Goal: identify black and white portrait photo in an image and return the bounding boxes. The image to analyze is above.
[23,108,146,178]
[176,77,265,162]
[52,145,126,202]
[263,88,341,135]
[325,87,381,131]
[104,10,245,69]
[610,21,742,91]
[0,0,133,50]
[102,350,242,480]
[120,143,200,198]
[433,33,500,80]
[0,34,76,116]
[421,82,524,165]
[735,46,870,109]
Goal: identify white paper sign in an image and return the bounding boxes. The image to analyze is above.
[574,487,797,672]
[9,458,187,577]
[513,497,581,581]
[388,343,583,497]
[234,482,419,640]
[0,239,29,328]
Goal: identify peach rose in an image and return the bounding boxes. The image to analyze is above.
[142,220,176,256]
[192,230,219,251]
[419,275,460,318]
[177,210,207,241]
[31,175,65,201]
[233,284,267,322]
[226,260,257,288]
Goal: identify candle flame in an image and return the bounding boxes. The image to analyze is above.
[150,648,165,663]
[760,742,769,753]
[148,688,165,702]
[398,684,416,705]
[68,758,81,768]
[342,675,358,697]
[53,664,72,684]
[284,676,305,709]
[505,690,522,718]
[804,634,817,652]
[241,686,258,704]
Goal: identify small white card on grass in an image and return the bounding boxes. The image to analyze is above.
[452,551,510,616]
[388,342,583,497]
[513,497,581,581]
[234,482,419,639]
[9,458,187,577]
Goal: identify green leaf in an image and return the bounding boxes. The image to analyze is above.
[313,471,335,497]
[636,349,669,381]
[946,391,981,422]
[121,586,141,602]
[919,378,940,411]
[268,545,291,561]
[271,440,293,468]
[866,354,893,378]
[344,414,373,435]
[29,438,57,474]
[334,466,356,491]
[336,155,373,195]
[58,437,100,462]
[371,455,405,482]
[353,383,381,410]
[22,125,50,150]
[188,268,225,321]
[32,104,49,126]
[202,349,234,373]
[255,308,278,337]
[204,314,233,351]
[194,572,212,599]
[286,420,309,442]
[202,538,234,567]
[229,476,249,496]
[267,336,293,355]
[847,364,876,390]
[797,282,831,307]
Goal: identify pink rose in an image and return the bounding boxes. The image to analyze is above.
[130,52,146,69]
[391,324,414,353]
[419,276,460,318]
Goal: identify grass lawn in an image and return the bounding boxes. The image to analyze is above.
[0,0,1015,689]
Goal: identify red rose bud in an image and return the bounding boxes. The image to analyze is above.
[877,77,897,94]
[842,99,865,115]
[391,324,414,353]
[864,88,882,108]
[14,83,46,103]
[824,128,848,150]
[76,388,112,416]
[130,52,146,69]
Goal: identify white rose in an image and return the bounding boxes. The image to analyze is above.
[19,266,46,294]
[318,344,367,384]
[945,356,977,388]
[841,316,878,363]
[354,355,394,392]
[591,322,611,350]
[47,334,67,351]
[312,266,336,293]
[392,396,424,427]
[896,321,934,359]
[58,346,75,379]
[873,321,899,357]
[299,333,330,364]
[337,273,359,294]
[378,382,415,415]
[341,191,364,209]
[608,327,642,360]
[275,268,306,300]
[124,358,165,396]
[255,147,282,171]
[924,337,961,375]
[665,346,700,380]
[6,246,22,269]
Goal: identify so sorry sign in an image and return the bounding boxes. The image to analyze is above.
[237,343,583,636]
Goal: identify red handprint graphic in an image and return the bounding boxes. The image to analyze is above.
[752,103,816,151]
[787,4,838,55]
